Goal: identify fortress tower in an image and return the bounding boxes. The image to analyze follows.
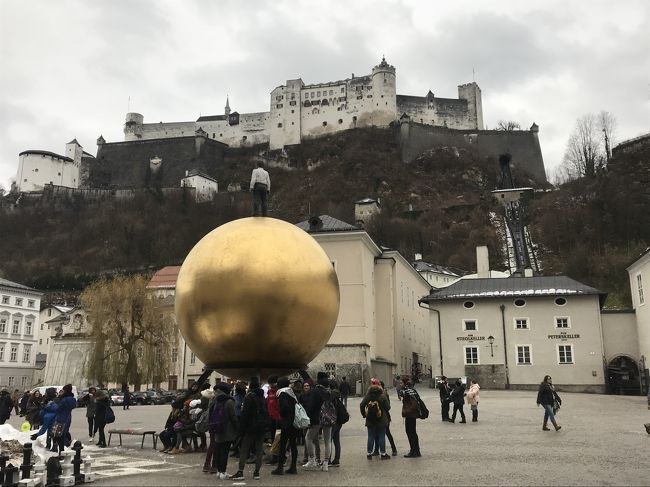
[370,56,397,125]
[124,112,144,141]
[458,83,483,130]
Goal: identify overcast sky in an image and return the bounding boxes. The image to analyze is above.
[1,0,648,190]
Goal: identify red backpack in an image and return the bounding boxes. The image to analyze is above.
[266,387,281,422]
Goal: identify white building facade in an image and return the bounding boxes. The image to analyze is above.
[15,140,85,192]
[0,278,42,389]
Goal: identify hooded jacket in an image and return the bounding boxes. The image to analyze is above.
[212,389,238,443]
[239,387,267,434]
[450,383,466,406]
[466,383,480,406]
[301,383,330,425]
[54,392,76,434]
[277,386,298,430]
[359,385,390,427]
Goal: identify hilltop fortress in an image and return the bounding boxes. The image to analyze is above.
[124,57,483,150]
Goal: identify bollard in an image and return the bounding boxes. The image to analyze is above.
[70,443,83,485]
[17,478,35,487]
[33,464,45,487]
[58,452,74,487]
[20,443,34,480]
[44,457,61,487]
[81,457,94,484]
[0,453,10,485]
[4,463,21,487]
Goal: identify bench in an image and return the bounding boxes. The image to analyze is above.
[107,429,158,449]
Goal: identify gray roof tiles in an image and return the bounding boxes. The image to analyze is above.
[0,278,39,293]
[295,215,359,233]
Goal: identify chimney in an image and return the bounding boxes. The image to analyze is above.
[476,246,490,278]
[414,253,422,261]
[524,268,533,277]
[308,216,323,232]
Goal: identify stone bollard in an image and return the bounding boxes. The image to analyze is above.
[17,478,35,487]
[57,452,74,487]
[44,457,61,487]
[20,443,34,480]
[32,464,45,487]
[4,463,21,487]
[70,443,83,485]
[81,457,94,484]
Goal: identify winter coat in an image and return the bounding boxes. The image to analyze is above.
[239,387,267,435]
[94,394,109,423]
[54,393,77,434]
[84,394,97,418]
[439,381,451,402]
[339,380,351,398]
[537,382,561,407]
[401,386,422,419]
[34,400,58,438]
[26,395,43,425]
[466,383,480,406]
[234,391,245,418]
[450,384,466,406]
[212,389,238,443]
[277,387,298,430]
[266,386,281,422]
[0,393,13,422]
[359,385,390,428]
[301,384,330,426]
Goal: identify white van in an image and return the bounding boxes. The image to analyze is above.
[32,385,78,399]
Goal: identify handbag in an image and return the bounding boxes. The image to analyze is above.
[51,421,64,438]
[172,420,184,432]
[417,397,429,420]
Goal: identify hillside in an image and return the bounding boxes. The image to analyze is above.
[1,127,646,307]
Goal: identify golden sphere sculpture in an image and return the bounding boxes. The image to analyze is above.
[175,217,340,379]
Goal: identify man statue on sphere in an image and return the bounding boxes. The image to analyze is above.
[250,161,270,217]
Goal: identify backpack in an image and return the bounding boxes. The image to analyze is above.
[209,400,228,434]
[364,400,382,421]
[252,393,270,432]
[293,402,311,429]
[105,406,115,424]
[417,397,429,420]
[319,399,337,426]
[195,408,210,433]
[334,398,349,425]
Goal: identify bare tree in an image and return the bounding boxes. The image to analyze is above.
[495,120,521,131]
[81,274,176,388]
[562,113,604,178]
[599,111,617,162]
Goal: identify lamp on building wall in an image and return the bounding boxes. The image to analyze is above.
[487,335,495,357]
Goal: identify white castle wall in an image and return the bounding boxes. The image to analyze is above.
[16,152,80,192]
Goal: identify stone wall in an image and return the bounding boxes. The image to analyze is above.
[400,122,547,182]
[465,364,508,389]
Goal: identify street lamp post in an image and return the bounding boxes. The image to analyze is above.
[488,335,495,357]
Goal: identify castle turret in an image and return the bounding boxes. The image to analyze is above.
[65,138,83,165]
[458,82,483,130]
[124,112,144,141]
[225,96,231,116]
[371,56,397,124]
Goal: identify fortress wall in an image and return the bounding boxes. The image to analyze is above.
[397,96,472,129]
[400,122,547,182]
[93,137,225,189]
[138,122,196,140]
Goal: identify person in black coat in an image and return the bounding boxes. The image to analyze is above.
[536,375,562,431]
[338,377,351,407]
[271,376,299,476]
[449,380,466,423]
[0,389,13,424]
[438,376,452,421]
[232,377,268,481]
[93,390,110,447]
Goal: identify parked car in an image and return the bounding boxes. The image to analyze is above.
[145,391,165,405]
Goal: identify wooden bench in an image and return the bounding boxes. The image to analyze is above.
[107,428,158,449]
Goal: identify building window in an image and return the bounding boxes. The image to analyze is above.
[40,323,44,331]
[276,104,283,109]
[463,319,477,331]
[1,296,8,304]
[554,297,567,306]
[10,344,18,362]
[190,352,196,365]
[21,376,27,387]
[22,345,31,363]
[463,301,475,309]
[15,298,23,306]
[171,347,178,363]
[39,339,42,345]
[555,317,570,328]
[637,274,644,305]
[514,298,526,307]
[12,319,20,334]
[322,121,327,126]
[27,300,35,308]
[8,376,14,386]
[338,119,343,124]
[324,362,336,377]
[465,346,479,365]
[277,123,282,128]
[514,318,529,329]
[25,321,33,335]
[0,318,6,333]
[47,309,52,316]
[558,344,573,364]
[0,343,4,361]
[516,345,532,365]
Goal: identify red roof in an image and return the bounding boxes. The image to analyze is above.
[147,266,181,289]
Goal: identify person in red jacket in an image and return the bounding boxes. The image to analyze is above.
[265,376,282,464]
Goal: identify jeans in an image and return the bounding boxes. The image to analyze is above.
[238,432,265,471]
[542,404,556,423]
[451,403,466,422]
[252,183,268,216]
[366,424,386,454]
[94,420,106,446]
[277,427,298,468]
[404,417,420,454]
[306,425,331,460]
[215,441,232,473]
[331,424,341,462]
[441,398,451,420]
[87,417,95,438]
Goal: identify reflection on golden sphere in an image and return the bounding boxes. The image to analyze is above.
[175,217,340,379]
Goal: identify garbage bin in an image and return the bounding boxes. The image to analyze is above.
[356,380,363,396]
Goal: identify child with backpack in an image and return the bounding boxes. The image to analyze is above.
[359,378,391,460]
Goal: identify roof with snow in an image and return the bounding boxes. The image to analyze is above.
[412,260,459,277]
[420,276,606,306]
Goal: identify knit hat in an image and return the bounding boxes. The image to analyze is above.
[215,382,231,394]
[62,384,73,393]
[277,376,290,388]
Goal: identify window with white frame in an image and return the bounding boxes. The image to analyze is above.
[15,298,23,306]
[22,345,31,363]
[514,318,529,329]
[1,296,8,305]
[27,300,35,308]
[171,347,178,363]
[516,345,532,365]
[555,317,570,328]
[9,344,18,362]
[0,317,6,333]
[21,376,27,387]
[12,319,20,334]
[465,346,479,364]
[558,344,573,364]
[0,343,4,361]
[8,376,14,386]
[190,352,196,365]
[637,274,644,305]
[25,320,33,335]
[463,319,477,331]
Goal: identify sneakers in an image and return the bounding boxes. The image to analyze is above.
[380,453,391,460]
[220,472,233,480]
[404,451,422,458]
[88,437,94,443]
[321,460,329,471]
[330,460,340,467]
[271,467,283,476]
[367,453,373,460]
[302,458,318,469]
[231,471,244,480]
[391,450,398,456]
[253,470,260,480]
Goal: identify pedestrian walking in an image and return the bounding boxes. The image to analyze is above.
[250,161,270,216]
[83,387,97,442]
[339,377,351,407]
[93,389,109,448]
[467,380,481,422]
[360,378,391,460]
[536,375,562,431]
[401,377,422,457]
[449,380,466,423]
[123,386,131,410]
[232,377,268,481]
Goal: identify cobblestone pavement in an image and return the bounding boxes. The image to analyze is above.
[8,388,650,486]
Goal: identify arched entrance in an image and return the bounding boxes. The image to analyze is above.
[607,356,641,395]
